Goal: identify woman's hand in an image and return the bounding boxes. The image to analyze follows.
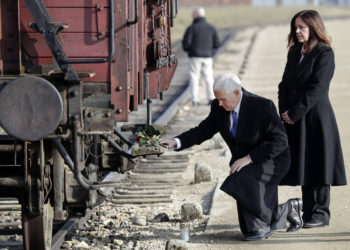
[281,111,294,125]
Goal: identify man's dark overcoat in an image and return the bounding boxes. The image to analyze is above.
[278,42,346,186]
[182,17,220,58]
[176,89,290,232]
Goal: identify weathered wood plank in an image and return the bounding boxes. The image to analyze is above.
[0,205,21,211]
[113,194,171,199]
[133,169,185,174]
[115,189,172,195]
[109,198,172,204]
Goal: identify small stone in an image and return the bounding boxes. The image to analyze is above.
[152,213,170,222]
[128,241,134,248]
[79,237,90,244]
[165,239,188,250]
[99,216,107,221]
[180,203,203,222]
[91,213,98,220]
[97,244,105,249]
[120,221,128,228]
[194,162,212,183]
[132,217,147,226]
[9,234,19,241]
[103,219,115,226]
[100,236,110,244]
[61,241,72,249]
[71,239,79,245]
[113,239,124,245]
[73,240,89,249]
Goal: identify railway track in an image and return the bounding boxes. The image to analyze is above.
[0,29,239,249]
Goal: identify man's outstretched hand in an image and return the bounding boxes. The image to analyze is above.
[159,138,177,149]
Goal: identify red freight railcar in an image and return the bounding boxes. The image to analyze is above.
[0,0,177,249]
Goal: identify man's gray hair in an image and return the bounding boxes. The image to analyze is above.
[193,7,205,19]
[213,73,242,94]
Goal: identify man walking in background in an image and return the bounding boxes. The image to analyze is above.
[182,7,220,105]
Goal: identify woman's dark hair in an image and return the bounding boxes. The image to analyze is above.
[288,10,331,53]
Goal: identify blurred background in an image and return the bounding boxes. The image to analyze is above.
[172,0,350,42]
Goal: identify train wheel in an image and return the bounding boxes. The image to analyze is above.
[22,200,54,250]
[22,142,54,250]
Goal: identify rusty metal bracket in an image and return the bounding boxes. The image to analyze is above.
[29,22,67,33]
[170,0,178,27]
[114,127,133,147]
[127,0,139,25]
[101,134,136,159]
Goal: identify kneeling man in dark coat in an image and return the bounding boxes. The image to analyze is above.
[160,73,303,240]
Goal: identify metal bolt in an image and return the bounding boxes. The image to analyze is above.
[116,86,122,91]
[70,90,79,97]
[116,109,123,114]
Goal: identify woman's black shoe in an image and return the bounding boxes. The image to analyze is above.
[303,219,329,228]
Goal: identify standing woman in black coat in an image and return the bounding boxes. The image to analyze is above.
[278,10,347,228]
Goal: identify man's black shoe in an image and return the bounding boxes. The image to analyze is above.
[303,219,329,228]
[243,227,271,241]
[286,198,303,232]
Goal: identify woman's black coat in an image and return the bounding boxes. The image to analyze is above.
[278,42,346,186]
